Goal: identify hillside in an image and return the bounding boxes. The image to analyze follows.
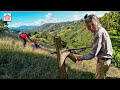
[24,21,75,33]
[0,32,120,79]
[0,11,120,79]
[34,20,93,51]
[34,11,120,68]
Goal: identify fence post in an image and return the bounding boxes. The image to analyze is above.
[54,36,68,79]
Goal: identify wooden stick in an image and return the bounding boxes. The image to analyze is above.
[54,36,68,79]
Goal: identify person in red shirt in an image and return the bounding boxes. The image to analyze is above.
[18,32,32,47]
[31,38,39,49]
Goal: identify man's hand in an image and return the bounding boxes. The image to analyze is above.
[76,56,82,61]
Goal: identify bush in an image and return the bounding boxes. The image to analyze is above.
[112,49,120,68]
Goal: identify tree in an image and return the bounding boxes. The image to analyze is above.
[100,11,120,35]
[0,19,9,32]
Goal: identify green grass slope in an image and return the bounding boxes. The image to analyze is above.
[0,32,120,79]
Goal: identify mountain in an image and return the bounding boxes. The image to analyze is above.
[9,21,78,33]
[9,25,37,30]
[27,21,76,33]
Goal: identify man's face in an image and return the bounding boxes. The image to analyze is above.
[85,22,97,33]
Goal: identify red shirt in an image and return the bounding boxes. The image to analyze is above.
[33,38,37,43]
[20,33,28,39]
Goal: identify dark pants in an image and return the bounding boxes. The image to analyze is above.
[31,43,39,49]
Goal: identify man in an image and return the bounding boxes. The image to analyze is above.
[18,32,32,47]
[76,14,113,79]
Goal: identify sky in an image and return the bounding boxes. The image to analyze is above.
[0,11,110,28]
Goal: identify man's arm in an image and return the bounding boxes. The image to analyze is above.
[79,33,103,60]
[26,36,33,43]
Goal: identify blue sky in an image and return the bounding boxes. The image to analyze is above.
[0,11,110,27]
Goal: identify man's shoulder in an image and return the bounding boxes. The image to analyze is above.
[99,26,105,31]
[95,27,104,37]
[98,27,106,34]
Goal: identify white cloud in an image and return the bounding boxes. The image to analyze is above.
[45,13,53,20]
[10,11,109,27]
[70,14,81,21]
[9,13,56,27]
[10,22,22,27]
[9,22,34,27]
[31,13,59,26]
[33,19,46,26]
[50,18,59,23]
[68,11,110,22]
[83,11,110,17]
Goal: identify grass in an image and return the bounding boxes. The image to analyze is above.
[66,58,120,79]
[0,32,58,79]
[0,32,120,79]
